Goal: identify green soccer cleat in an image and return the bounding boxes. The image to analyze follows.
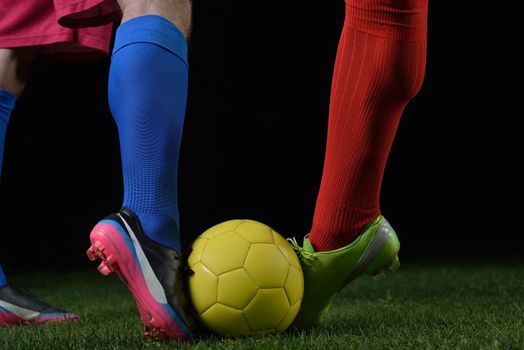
[289,216,400,329]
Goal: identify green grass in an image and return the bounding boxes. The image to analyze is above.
[1,262,523,350]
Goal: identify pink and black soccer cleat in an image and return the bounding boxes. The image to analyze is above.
[87,208,197,341]
[0,284,79,326]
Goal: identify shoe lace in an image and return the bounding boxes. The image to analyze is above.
[287,237,318,267]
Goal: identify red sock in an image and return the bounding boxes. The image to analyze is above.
[308,0,428,252]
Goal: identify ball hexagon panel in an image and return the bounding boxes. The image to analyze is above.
[201,231,250,275]
[188,238,207,268]
[243,288,289,332]
[284,265,303,306]
[217,268,258,310]
[200,220,245,240]
[188,262,217,314]
[234,220,274,243]
[272,230,302,269]
[244,243,289,288]
[200,303,251,337]
[275,300,302,332]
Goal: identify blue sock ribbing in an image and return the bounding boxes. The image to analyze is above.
[0,87,16,287]
[0,265,6,287]
[109,15,188,251]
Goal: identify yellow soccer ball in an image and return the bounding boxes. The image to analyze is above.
[188,220,304,336]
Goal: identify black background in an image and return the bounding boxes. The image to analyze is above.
[0,1,519,270]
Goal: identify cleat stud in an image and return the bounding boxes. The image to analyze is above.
[144,327,161,340]
[97,261,113,276]
[86,246,97,261]
[94,246,103,255]
[389,255,400,272]
[93,244,107,260]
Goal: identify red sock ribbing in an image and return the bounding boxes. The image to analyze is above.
[308,0,428,252]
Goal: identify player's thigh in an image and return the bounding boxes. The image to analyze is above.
[117,0,192,37]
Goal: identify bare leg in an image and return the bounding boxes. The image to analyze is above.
[0,47,38,282]
[0,47,39,96]
[0,47,79,327]
[117,0,192,37]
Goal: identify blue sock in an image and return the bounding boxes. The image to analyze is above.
[0,265,6,287]
[109,15,188,251]
[0,88,16,287]
[0,88,15,175]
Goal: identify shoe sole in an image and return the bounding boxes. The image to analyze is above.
[0,309,79,326]
[87,221,191,341]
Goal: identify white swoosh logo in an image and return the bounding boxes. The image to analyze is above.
[0,300,40,320]
[118,213,168,304]
[344,219,392,283]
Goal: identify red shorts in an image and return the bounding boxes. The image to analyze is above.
[0,0,122,59]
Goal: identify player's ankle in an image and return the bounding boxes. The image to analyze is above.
[308,214,381,252]
[308,230,359,252]
[132,210,182,251]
